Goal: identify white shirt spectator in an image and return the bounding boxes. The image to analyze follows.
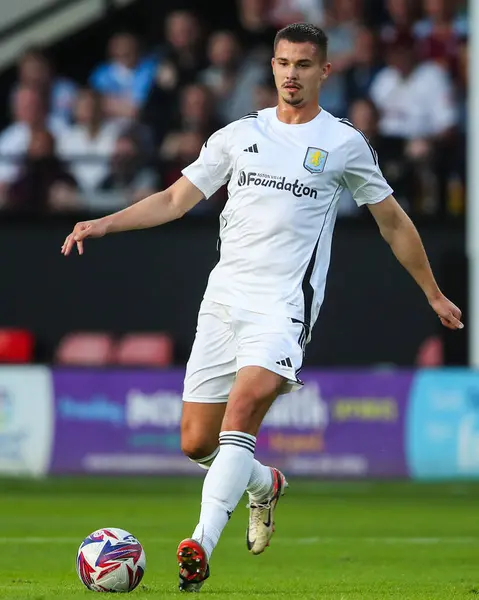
[57,121,123,192]
[0,117,67,184]
[369,62,458,139]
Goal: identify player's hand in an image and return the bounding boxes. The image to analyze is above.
[429,294,464,330]
[61,219,108,256]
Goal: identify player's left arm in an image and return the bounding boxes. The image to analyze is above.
[368,195,463,330]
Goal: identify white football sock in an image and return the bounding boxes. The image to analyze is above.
[247,460,274,503]
[192,431,255,559]
[190,446,273,503]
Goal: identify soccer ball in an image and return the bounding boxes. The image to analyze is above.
[76,527,146,592]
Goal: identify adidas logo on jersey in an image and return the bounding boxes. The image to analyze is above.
[237,170,318,199]
[244,144,259,153]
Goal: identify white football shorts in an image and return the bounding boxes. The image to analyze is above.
[182,299,307,403]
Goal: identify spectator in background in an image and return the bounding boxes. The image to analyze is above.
[58,88,123,194]
[200,31,241,116]
[158,82,228,211]
[90,32,157,120]
[381,0,418,43]
[95,131,158,210]
[348,98,413,211]
[371,32,460,213]
[415,335,444,366]
[236,0,277,51]
[199,30,268,124]
[163,129,205,168]
[5,130,78,213]
[344,26,384,105]
[141,10,205,146]
[414,0,468,77]
[324,0,363,69]
[12,47,78,126]
[161,129,203,187]
[177,84,221,136]
[268,0,325,28]
[369,32,458,141]
[0,84,67,197]
[319,0,363,115]
[160,84,221,160]
[155,11,205,90]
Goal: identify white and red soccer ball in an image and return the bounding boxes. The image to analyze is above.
[77,527,146,592]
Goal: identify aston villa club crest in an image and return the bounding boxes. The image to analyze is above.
[303,147,328,174]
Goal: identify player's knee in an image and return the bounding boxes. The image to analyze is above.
[181,435,218,462]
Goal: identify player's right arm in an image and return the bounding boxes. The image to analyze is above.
[62,124,233,256]
[61,176,204,256]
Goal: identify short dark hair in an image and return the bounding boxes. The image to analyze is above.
[274,23,328,59]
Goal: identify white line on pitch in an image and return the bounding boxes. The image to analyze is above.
[0,536,476,545]
[287,537,478,545]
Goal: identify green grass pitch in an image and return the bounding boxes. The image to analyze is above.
[0,477,478,599]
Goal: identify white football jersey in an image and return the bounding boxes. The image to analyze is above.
[182,107,393,338]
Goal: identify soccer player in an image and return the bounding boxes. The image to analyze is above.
[62,23,463,592]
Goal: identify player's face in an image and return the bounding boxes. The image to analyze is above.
[272,40,330,107]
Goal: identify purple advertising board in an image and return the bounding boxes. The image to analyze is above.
[50,369,413,477]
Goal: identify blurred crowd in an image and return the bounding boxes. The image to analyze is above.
[0,0,468,217]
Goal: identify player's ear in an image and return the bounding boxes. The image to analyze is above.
[320,62,331,81]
